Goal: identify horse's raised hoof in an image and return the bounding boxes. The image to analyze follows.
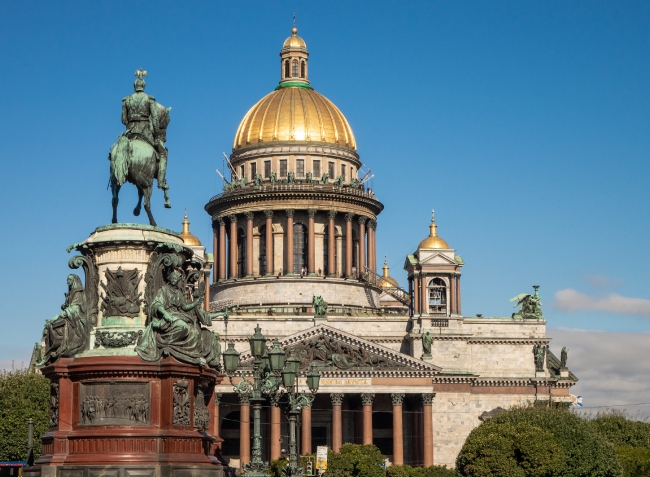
[112,218,118,224]
[164,201,171,209]
[150,221,157,227]
[133,208,141,217]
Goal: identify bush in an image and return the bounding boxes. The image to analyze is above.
[456,405,622,477]
[326,444,386,477]
[0,369,50,461]
[387,464,457,477]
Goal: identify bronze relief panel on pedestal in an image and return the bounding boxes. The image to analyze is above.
[79,382,151,426]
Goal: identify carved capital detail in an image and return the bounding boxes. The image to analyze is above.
[344,213,354,222]
[227,214,237,224]
[391,393,405,406]
[360,393,375,406]
[330,393,344,406]
[421,393,435,405]
[358,216,367,225]
[327,210,338,220]
[367,220,377,230]
[239,394,250,405]
[307,209,317,218]
[244,211,254,220]
[215,393,223,406]
[285,209,295,218]
[264,209,274,219]
[217,217,225,226]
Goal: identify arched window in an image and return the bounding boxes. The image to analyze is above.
[292,59,299,77]
[301,61,306,78]
[259,225,267,275]
[428,278,447,314]
[293,223,308,274]
[284,60,290,78]
[237,228,246,278]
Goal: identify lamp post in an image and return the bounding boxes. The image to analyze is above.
[222,325,320,477]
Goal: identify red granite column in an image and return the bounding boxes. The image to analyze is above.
[286,209,295,275]
[413,274,420,314]
[457,275,462,315]
[361,393,374,445]
[358,217,366,278]
[391,393,405,465]
[422,393,435,466]
[240,395,250,470]
[264,210,274,275]
[449,273,456,314]
[345,213,353,277]
[331,393,344,452]
[228,214,237,279]
[245,212,254,277]
[327,210,336,276]
[218,218,226,281]
[270,404,282,461]
[307,209,316,275]
[213,228,218,283]
[368,220,376,272]
[421,275,428,314]
[203,270,211,311]
[301,403,312,455]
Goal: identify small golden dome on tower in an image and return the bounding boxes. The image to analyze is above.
[418,210,450,249]
[380,257,399,288]
[179,212,202,246]
[283,27,307,49]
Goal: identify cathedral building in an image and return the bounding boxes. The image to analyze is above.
[194,27,577,469]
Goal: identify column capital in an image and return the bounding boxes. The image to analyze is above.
[285,208,295,218]
[216,216,225,226]
[307,208,317,218]
[215,393,223,405]
[421,393,436,405]
[244,211,254,220]
[238,394,250,405]
[360,393,375,406]
[391,393,405,405]
[301,400,313,408]
[264,209,274,219]
[357,216,367,225]
[227,214,237,223]
[344,213,354,222]
[367,220,377,230]
[327,210,338,220]
[330,393,344,405]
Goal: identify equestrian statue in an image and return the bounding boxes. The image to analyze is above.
[108,69,171,226]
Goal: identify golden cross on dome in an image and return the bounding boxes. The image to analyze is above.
[431,209,435,222]
[293,12,296,28]
[134,68,148,80]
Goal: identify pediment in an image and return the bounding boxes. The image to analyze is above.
[241,325,440,376]
[418,252,457,266]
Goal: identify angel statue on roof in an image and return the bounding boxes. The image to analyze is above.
[510,285,544,320]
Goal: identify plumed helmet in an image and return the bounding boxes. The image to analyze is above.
[134,77,146,92]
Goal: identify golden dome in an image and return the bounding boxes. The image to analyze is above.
[283,27,307,49]
[380,257,399,288]
[418,210,450,249]
[233,86,357,151]
[179,213,202,246]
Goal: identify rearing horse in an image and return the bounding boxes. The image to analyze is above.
[109,104,171,226]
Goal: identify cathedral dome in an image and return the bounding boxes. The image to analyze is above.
[380,258,399,289]
[418,211,450,250]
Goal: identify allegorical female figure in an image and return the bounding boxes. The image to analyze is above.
[135,268,225,367]
[40,274,88,365]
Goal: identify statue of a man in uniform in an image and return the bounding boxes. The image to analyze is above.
[121,69,169,191]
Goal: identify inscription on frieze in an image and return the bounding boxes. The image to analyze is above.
[79,382,150,426]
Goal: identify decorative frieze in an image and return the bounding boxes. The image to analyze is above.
[79,382,150,426]
[172,380,190,425]
[95,330,143,348]
[95,248,149,265]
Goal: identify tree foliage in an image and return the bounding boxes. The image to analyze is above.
[326,444,386,477]
[386,464,456,477]
[0,369,50,461]
[456,405,623,477]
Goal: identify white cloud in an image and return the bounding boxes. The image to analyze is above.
[554,288,650,317]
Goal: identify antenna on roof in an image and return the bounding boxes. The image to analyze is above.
[223,152,239,180]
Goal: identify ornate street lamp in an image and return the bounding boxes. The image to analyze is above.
[223,327,320,477]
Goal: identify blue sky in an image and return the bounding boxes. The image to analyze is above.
[0,1,649,368]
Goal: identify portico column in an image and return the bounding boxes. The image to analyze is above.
[203,270,211,311]
[421,275,428,314]
[212,228,218,283]
[457,275,462,315]
[361,393,374,445]
[228,214,237,279]
[391,393,405,465]
[358,216,366,278]
[345,213,354,277]
[409,278,414,316]
[368,220,376,272]
[218,218,226,281]
[270,403,282,461]
[413,273,420,314]
[264,210,274,275]
[330,393,344,452]
[327,210,337,276]
[449,273,456,314]
[307,209,316,275]
[422,393,435,466]
[245,212,254,277]
[301,402,312,455]
[239,394,250,470]
[213,393,222,454]
[286,209,295,275]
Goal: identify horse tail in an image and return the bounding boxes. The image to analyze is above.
[109,135,131,186]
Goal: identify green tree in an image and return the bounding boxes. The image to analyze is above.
[386,464,456,477]
[456,405,622,477]
[0,369,50,461]
[326,444,386,477]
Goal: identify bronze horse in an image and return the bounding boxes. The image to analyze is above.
[109,104,171,226]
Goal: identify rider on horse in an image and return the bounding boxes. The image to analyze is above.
[122,70,169,191]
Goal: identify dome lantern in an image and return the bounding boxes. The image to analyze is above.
[417,209,450,250]
[279,26,310,87]
[179,211,202,246]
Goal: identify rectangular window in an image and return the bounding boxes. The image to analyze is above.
[328,161,335,178]
[341,164,346,181]
[250,162,257,180]
[313,160,321,178]
[279,159,288,177]
[264,160,271,178]
[296,159,305,177]
[240,165,245,180]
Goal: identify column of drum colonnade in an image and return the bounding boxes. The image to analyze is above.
[217,392,436,466]
[211,210,378,281]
